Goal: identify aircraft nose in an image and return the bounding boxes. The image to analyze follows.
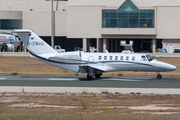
[169,64,177,71]
[157,61,177,71]
[164,63,177,71]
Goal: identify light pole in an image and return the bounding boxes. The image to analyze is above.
[51,0,62,48]
[51,0,54,48]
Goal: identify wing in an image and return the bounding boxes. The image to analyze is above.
[78,64,105,74]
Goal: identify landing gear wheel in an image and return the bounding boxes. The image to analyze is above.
[95,74,101,78]
[3,45,7,52]
[87,74,93,80]
[1,46,4,52]
[16,46,19,52]
[157,74,162,79]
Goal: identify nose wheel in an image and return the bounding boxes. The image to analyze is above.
[157,73,162,79]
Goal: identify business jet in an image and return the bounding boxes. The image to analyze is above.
[12,29,176,80]
[0,33,20,52]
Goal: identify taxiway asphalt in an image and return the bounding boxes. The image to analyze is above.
[0,75,180,88]
[0,75,180,94]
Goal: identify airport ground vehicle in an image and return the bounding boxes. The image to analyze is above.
[174,49,180,53]
[54,45,65,53]
[0,33,20,52]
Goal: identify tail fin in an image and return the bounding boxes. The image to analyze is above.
[13,29,57,55]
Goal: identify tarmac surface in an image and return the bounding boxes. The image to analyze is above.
[0,75,180,94]
[0,75,180,88]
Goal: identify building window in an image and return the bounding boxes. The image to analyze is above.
[104,56,107,60]
[99,56,102,60]
[102,0,154,28]
[0,19,22,29]
[121,56,123,60]
[115,56,118,60]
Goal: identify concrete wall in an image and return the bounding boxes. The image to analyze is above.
[1,0,180,39]
[157,7,180,39]
[23,11,67,37]
[67,7,101,38]
[23,11,51,36]
[55,11,67,36]
[68,0,180,8]
[101,28,156,35]
[0,11,22,19]
[0,1,67,11]
[163,39,180,53]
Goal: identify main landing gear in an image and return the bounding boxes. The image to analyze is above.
[95,73,102,78]
[87,74,93,80]
[157,73,162,79]
[87,73,102,80]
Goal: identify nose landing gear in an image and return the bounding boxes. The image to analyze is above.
[157,73,162,79]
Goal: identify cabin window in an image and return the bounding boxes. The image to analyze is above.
[132,56,135,61]
[99,56,102,60]
[126,56,129,60]
[115,56,118,60]
[110,56,113,60]
[121,56,123,60]
[104,56,107,60]
[79,52,81,57]
[141,56,147,61]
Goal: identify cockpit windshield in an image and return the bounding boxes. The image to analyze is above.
[146,55,154,61]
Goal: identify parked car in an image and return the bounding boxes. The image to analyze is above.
[74,47,81,51]
[55,45,65,53]
[174,49,180,53]
[156,48,168,53]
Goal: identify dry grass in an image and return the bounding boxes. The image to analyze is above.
[0,93,180,120]
[0,57,179,76]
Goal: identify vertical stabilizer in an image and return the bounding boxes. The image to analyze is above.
[14,30,57,55]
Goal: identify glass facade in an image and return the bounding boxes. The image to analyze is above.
[102,0,154,28]
[0,19,22,29]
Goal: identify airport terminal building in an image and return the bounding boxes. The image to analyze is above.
[0,0,180,53]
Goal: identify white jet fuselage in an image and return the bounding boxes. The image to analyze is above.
[30,51,176,73]
[13,29,176,79]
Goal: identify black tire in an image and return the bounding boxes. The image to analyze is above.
[87,74,93,80]
[157,74,162,79]
[95,74,101,78]
[16,47,19,52]
[4,45,7,51]
[1,46,4,52]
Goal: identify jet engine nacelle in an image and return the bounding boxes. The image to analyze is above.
[4,44,15,51]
